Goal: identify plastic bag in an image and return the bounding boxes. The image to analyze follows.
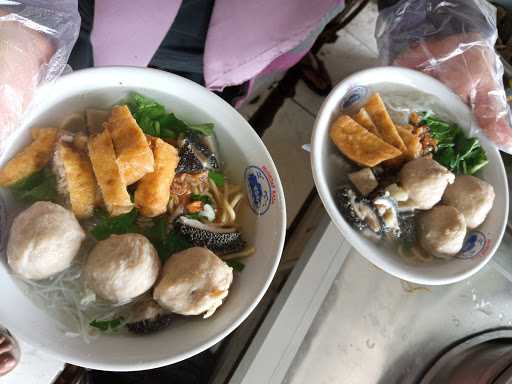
[376,0,512,153]
[0,0,80,154]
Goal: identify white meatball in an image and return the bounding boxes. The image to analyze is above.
[442,175,495,229]
[84,234,160,302]
[7,201,85,280]
[400,157,455,210]
[153,247,233,318]
[418,205,467,259]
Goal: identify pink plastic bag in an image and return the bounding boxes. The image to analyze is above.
[0,1,80,154]
[376,0,512,153]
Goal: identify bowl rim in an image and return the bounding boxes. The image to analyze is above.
[311,66,509,286]
[3,66,287,370]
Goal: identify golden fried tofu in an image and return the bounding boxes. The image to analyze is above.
[354,108,380,137]
[364,93,407,152]
[397,125,422,160]
[54,142,96,218]
[135,137,179,217]
[0,127,58,186]
[88,129,133,216]
[330,115,402,167]
[105,105,154,185]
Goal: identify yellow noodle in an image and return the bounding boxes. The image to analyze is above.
[208,179,221,200]
[230,193,243,209]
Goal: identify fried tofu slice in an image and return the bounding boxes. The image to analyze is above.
[104,105,154,185]
[135,137,179,217]
[354,108,380,136]
[54,142,96,218]
[88,129,133,216]
[364,93,407,152]
[397,125,422,160]
[330,115,402,167]
[0,127,58,186]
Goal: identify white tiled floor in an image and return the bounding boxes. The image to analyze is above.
[261,99,315,225]
[345,0,379,54]
[293,29,379,116]
[247,3,380,226]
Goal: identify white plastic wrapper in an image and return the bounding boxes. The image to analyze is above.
[0,0,80,155]
[376,0,512,153]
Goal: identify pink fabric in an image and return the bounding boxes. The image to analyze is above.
[91,0,182,67]
[259,50,308,76]
[233,50,308,108]
[204,0,342,90]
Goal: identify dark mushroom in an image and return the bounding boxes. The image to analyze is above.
[335,186,383,237]
[126,298,175,335]
[175,216,246,255]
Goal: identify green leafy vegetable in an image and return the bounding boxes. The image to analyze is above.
[226,259,245,272]
[208,170,225,187]
[90,208,139,241]
[421,114,488,175]
[188,123,214,136]
[9,167,57,202]
[190,194,213,205]
[186,212,202,220]
[90,317,124,332]
[128,93,214,138]
[166,231,192,257]
[144,217,192,261]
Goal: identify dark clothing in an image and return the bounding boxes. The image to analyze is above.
[68,0,94,70]
[149,0,215,85]
[85,351,215,384]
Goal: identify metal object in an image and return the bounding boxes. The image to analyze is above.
[419,329,512,383]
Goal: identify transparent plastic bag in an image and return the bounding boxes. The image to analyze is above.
[376,0,512,153]
[0,0,80,154]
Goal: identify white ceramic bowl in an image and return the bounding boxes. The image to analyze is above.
[311,67,508,286]
[0,67,286,370]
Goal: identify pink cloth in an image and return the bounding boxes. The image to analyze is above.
[204,0,342,90]
[91,0,182,67]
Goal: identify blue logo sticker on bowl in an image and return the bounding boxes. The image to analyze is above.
[0,194,6,253]
[340,86,368,109]
[458,231,490,259]
[244,165,276,216]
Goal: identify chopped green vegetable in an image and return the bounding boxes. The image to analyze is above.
[186,212,202,220]
[421,114,488,175]
[190,194,213,205]
[226,259,245,272]
[208,170,225,187]
[188,123,214,136]
[9,167,57,202]
[90,208,139,241]
[166,231,192,257]
[144,216,192,261]
[128,93,214,138]
[90,317,124,332]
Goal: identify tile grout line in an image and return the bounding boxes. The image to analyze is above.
[344,27,379,57]
[290,97,318,119]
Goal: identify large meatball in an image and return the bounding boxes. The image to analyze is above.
[7,201,85,280]
[418,205,467,259]
[84,234,160,302]
[153,247,233,318]
[400,157,455,210]
[442,175,495,229]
